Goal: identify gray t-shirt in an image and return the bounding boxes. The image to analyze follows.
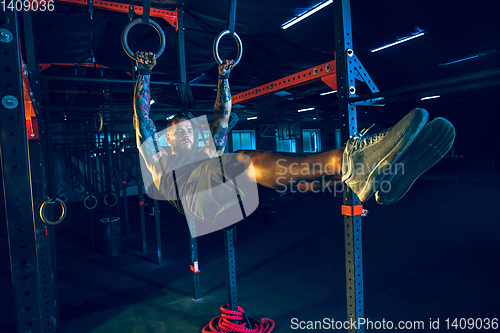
[157,152,210,201]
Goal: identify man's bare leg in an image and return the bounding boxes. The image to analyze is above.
[236,148,344,191]
[228,109,453,203]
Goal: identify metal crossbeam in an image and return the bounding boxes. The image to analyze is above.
[232,60,337,105]
[54,0,178,30]
[39,62,113,71]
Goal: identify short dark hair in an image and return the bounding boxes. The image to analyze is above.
[167,115,192,129]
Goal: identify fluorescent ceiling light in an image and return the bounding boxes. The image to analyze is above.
[188,73,205,83]
[421,95,440,101]
[320,90,337,96]
[440,54,480,66]
[282,0,333,29]
[298,107,315,112]
[370,31,425,53]
[247,117,258,120]
[439,50,496,66]
[274,91,292,97]
[166,115,175,120]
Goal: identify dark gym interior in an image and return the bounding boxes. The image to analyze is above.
[1,0,500,332]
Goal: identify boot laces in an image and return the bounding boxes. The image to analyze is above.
[351,123,375,140]
[357,123,375,139]
[350,123,387,149]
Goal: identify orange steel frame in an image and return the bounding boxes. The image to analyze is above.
[20,52,38,140]
[232,58,337,105]
[39,62,132,76]
[38,3,338,115]
[39,62,112,71]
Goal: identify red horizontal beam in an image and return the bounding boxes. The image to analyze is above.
[232,59,337,105]
[54,0,178,30]
[39,63,132,76]
[45,90,110,97]
[39,62,112,71]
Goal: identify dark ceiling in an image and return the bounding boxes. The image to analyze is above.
[25,0,500,132]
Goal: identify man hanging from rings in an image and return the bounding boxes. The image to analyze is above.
[133,51,456,237]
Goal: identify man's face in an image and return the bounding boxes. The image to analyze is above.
[166,119,194,155]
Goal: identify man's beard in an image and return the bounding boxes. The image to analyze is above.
[173,141,193,155]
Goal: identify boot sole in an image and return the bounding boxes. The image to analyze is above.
[347,108,429,202]
[375,118,455,205]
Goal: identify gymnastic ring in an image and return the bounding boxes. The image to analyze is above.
[40,198,67,225]
[213,29,243,66]
[83,195,98,210]
[94,112,103,132]
[121,18,166,61]
[104,193,118,207]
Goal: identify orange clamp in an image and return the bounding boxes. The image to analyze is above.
[342,204,364,216]
[190,261,200,273]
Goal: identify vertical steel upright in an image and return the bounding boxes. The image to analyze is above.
[0,10,57,332]
[117,147,131,237]
[153,195,162,264]
[333,0,365,332]
[24,7,60,326]
[86,122,97,252]
[177,6,201,299]
[137,151,148,253]
[177,6,190,114]
[188,217,201,300]
[224,228,238,311]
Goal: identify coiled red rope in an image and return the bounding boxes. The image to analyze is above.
[202,305,275,333]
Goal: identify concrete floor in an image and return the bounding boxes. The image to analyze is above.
[1,169,499,332]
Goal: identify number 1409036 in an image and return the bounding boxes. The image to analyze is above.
[1,0,55,11]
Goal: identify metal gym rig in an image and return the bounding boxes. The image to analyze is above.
[1,0,375,331]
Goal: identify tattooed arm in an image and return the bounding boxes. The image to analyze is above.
[133,52,167,181]
[201,59,235,158]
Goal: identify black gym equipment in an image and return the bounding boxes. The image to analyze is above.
[1,10,58,331]
[1,1,392,332]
